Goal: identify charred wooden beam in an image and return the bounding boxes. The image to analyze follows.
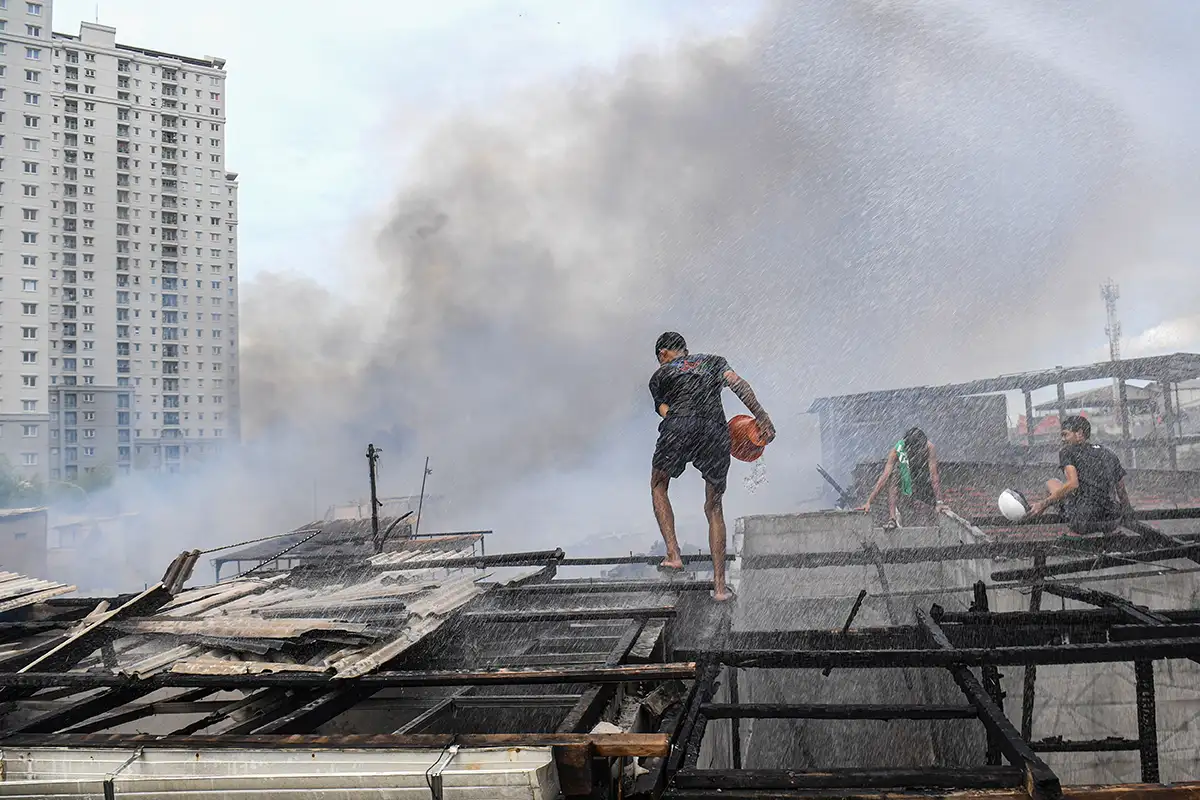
[68,689,215,734]
[0,732,671,757]
[673,766,1025,791]
[741,536,1189,571]
[992,545,1200,582]
[936,608,1200,627]
[556,620,645,734]
[0,662,699,690]
[676,637,1200,669]
[1135,660,1160,784]
[1031,737,1141,753]
[916,607,1060,800]
[701,703,978,720]
[663,780,1200,800]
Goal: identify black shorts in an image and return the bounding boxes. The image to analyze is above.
[652,416,731,493]
[1063,499,1122,535]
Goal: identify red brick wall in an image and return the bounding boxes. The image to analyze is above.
[852,461,1200,538]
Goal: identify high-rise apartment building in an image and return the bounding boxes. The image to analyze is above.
[0,1,239,484]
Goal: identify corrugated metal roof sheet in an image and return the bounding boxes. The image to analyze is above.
[0,571,76,613]
[76,534,491,683]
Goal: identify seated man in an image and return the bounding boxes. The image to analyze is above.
[856,427,945,530]
[1029,415,1132,535]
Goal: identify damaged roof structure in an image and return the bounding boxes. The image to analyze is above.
[2,504,1200,798]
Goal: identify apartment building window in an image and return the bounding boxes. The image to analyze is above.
[22,184,36,196]
[22,400,37,412]
[21,424,38,437]
[23,92,39,105]
[22,279,36,291]
[25,24,40,36]
[22,231,37,243]
[22,453,37,467]
[22,376,36,387]
[24,47,40,60]
[21,302,36,315]
[27,2,43,14]
[22,162,37,175]
[24,69,38,82]
[22,138,38,152]
[21,351,37,364]
[21,327,36,339]
[83,447,95,457]
[22,207,37,220]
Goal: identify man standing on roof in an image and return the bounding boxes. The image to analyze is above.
[1028,415,1132,535]
[856,427,945,530]
[649,332,775,602]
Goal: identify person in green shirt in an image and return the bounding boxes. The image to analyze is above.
[856,427,946,530]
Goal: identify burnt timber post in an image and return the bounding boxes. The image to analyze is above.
[1161,381,1178,471]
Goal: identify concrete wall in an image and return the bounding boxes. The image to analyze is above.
[718,511,989,771]
[718,510,1200,785]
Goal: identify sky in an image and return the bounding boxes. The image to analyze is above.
[39,0,1200,572]
[53,0,763,287]
[52,0,1200,372]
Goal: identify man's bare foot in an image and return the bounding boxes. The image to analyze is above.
[658,557,684,571]
[712,588,736,602]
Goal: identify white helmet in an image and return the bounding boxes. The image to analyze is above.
[998,488,1031,522]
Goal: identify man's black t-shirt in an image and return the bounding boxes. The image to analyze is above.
[649,354,730,425]
[1059,442,1126,522]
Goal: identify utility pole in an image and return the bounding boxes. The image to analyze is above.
[415,457,432,536]
[366,444,382,553]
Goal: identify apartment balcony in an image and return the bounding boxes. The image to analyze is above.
[162,179,178,194]
[162,87,178,97]
[117,142,130,154]
[64,151,78,164]
[162,165,178,177]
[162,117,178,128]
[161,132,177,145]
[161,148,177,162]
[162,98,177,110]
[162,363,179,375]
[162,197,178,209]
[161,229,178,242]
[162,246,179,258]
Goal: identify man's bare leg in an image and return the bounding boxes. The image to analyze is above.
[887,471,900,526]
[652,469,683,569]
[705,481,732,600]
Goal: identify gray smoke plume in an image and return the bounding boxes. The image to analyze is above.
[76,0,1200,584]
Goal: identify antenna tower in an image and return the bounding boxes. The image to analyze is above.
[1101,279,1121,362]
